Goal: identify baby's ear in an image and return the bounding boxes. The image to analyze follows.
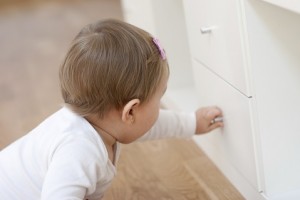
[121,99,140,124]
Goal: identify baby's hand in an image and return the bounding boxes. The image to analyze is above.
[195,106,223,134]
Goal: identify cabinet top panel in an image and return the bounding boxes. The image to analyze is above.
[261,0,300,14]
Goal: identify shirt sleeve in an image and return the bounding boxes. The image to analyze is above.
[138,109,196,141]
[41,135,106,200]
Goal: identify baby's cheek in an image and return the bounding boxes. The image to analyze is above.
[152,108,160,125]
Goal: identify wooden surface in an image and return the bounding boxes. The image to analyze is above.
[104,139,244,200]
[0,1,244,199]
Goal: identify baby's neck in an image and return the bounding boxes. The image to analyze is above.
[94,124,116,146]
[85,115,117,163]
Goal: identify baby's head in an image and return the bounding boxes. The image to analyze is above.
[59,19,169,118]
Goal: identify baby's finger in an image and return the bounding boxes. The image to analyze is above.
[210,116,223,124]
[207,107,223,119]
[208,121,224,131]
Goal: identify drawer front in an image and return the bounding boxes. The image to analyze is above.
[183,0,250,96]
[192,60,259,190]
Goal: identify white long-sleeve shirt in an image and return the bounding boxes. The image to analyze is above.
[0,107,196,199]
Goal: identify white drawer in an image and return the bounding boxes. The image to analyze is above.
[192,60,259,191]
[183,0,251,96]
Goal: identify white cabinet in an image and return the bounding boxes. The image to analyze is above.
[192,60,259,190]
[183,0,251,97]
[183,0,300,199]
[184,0,264,197]
[243,1,300,198]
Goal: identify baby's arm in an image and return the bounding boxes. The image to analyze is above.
[138,106,223,141]
[138,109,196,141]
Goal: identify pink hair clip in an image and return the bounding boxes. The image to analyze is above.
[152,38,166,60]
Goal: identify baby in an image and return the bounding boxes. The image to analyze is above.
[0,19,223,199]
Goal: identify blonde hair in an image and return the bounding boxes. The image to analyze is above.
[59,19,168,117]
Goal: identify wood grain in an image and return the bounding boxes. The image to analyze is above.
[104,139,244,200]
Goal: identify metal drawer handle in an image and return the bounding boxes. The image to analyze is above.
[200,26,215,34]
